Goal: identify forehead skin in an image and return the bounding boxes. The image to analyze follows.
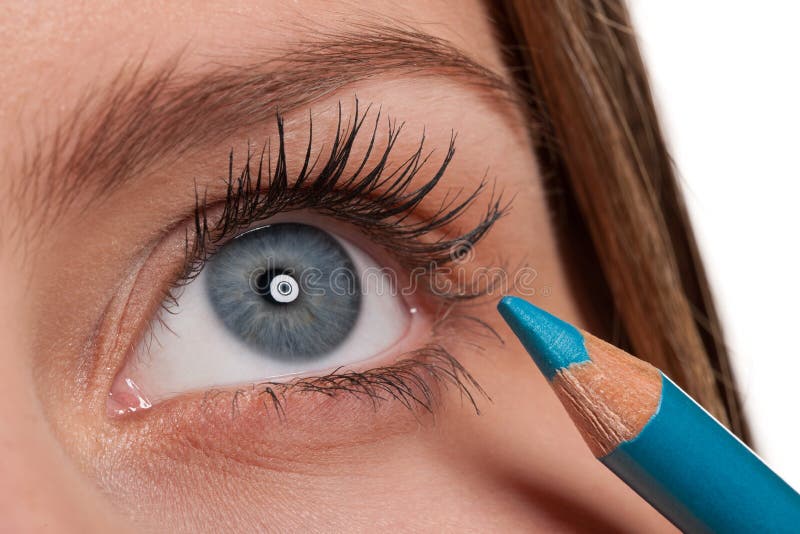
[0,2,675,532]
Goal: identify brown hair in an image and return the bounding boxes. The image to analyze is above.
[491,0,748,440]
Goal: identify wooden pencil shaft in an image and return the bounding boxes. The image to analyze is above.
[497,295,664,455]
[550,331,662,456]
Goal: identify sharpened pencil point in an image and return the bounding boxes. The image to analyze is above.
[497,296,590,380]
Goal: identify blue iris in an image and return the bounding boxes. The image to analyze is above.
[205,223,361,360]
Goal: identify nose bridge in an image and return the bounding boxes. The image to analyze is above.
[0,263,116,533]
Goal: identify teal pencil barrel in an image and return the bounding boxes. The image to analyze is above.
[602,374,800,533]
[497,296,800,532]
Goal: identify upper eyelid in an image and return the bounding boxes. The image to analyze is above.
[181,100,510,292]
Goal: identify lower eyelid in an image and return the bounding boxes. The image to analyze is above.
[109,344,488,464]
[107,294,431,416]
[99,304,500,494]
[110,376,433,476]
[107,290,498,420]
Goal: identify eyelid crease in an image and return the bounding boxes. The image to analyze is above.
[178,98,511,305]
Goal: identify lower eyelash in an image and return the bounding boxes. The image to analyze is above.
[196,307,502,420]
[253,346,486,420]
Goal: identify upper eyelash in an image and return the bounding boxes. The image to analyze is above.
[180,98,509,295]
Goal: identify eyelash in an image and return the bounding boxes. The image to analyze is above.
[151,99,507,416]
[181,99,508,290]
[214,345,488,422]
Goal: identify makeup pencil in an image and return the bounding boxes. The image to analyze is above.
[497,296,800,533]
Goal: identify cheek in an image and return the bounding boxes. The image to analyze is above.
[79,300,505,530]
[0,324,119,531]
[89,385,438,530]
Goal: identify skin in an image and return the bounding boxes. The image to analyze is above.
[0,1,676,532]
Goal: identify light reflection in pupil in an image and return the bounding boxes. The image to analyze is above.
[269,274,299,304]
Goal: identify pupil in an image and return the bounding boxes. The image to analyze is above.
[255,267,293,304]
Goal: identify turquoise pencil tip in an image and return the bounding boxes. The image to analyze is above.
[497,296,590,380]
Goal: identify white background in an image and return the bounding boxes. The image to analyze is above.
[628,1,800,489]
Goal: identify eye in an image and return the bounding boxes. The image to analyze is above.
[209,222,363,358]
[110,220,417,412]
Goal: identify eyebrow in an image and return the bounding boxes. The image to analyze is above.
[19,25,516,228]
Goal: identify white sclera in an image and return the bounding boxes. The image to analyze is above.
[124,229,412,402]
[269,274,300,303]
